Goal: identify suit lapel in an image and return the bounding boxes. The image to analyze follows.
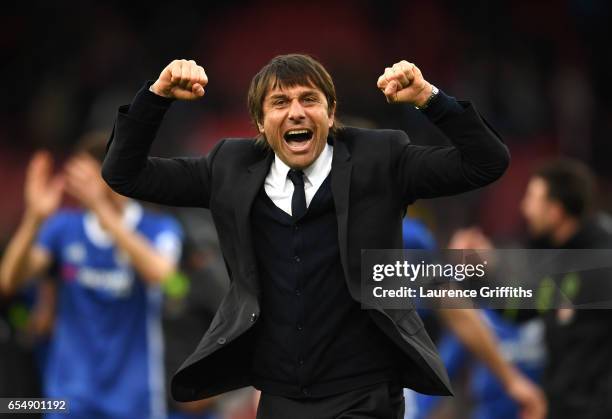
[234,148,273,295]
[331,137,353,290]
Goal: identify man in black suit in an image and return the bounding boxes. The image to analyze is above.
[102,54,510,418]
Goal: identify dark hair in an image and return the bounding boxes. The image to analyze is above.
[73,131,109,164]
[534,158,596,219]
[247,54,340,142]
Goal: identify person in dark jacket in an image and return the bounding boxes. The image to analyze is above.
[102,54,511,419]
[521,158,612,419]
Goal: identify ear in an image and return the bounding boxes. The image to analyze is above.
[328,103,336,128]
[257,122,264,133]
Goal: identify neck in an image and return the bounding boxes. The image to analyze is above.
[551,217,580,247]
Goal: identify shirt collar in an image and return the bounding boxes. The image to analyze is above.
[303,143,333,187]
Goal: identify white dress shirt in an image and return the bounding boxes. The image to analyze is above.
[264,144,333,216]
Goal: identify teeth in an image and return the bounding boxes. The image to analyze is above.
[286,129,310,135]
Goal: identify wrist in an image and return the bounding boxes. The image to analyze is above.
[24,208,48,227]
[500,366,522,391]
[414,83,439,109]
[91,200,117,225]
[149,82,171,98]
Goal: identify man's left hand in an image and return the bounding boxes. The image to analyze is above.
[377,60,432,106]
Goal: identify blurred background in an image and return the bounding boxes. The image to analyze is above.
[1,0,611,418]
[1,0,611,241]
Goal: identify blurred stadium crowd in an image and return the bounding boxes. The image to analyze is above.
[1,1,611,418]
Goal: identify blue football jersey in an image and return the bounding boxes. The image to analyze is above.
[36,202,182,419]
[410,311,545,419]
[402,218,544,419]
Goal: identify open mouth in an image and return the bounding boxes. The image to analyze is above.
[283,129,314,149]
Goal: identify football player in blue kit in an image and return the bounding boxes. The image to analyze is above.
[0,136,183,419]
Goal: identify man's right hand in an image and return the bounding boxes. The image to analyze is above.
[25,151,64,222]
[150,59,208,100]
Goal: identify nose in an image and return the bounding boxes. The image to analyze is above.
[288,98,306,122]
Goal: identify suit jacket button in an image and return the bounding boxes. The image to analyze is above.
[250,313,258,322]
[217,337,226,345]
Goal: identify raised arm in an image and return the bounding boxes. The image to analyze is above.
[0,152,60,295]
[102,59,219,208]
[377,60,510,204]
[68,154,180,286]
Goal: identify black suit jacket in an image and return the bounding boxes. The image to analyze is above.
[102,86,509,401]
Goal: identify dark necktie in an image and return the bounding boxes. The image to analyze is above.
[287,169,307,220]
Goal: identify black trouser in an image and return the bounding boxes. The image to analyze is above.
[256,381,405,419]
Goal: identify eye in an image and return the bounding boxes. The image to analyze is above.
[303,96,318,103]
[272,98,287,106]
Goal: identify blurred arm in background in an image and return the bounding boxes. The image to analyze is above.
[440,227,547,419]
[438,308,546,419]
[64,153,178,285]
[1,150,179,297]
[0,151,62,295]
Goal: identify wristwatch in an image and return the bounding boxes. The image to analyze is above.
[414,84,439,110]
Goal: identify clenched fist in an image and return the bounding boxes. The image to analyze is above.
[377,60,433,106]
[150,59,208,100]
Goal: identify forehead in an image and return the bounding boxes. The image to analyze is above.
[264,79,325,99]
